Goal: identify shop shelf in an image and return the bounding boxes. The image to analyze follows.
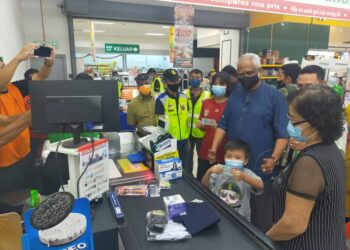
[261,64,283,68]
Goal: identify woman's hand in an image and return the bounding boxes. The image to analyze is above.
[196,120,204,130]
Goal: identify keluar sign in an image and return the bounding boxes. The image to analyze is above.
[164,0,350,21]
[105,43,140,54]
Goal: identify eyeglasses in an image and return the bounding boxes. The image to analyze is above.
[291,120,307,126]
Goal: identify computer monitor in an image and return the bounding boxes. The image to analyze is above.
[29,80,120,148]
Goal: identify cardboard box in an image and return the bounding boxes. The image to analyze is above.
[163,194,187,219]
[154,158,182,181]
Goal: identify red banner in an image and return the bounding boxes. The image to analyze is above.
[165,0,350,21]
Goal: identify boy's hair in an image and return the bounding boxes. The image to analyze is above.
[224,140,250,159]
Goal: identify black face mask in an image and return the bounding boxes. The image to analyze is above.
[168,83,180,92]
[239,75,260,90]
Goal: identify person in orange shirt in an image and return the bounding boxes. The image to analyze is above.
[0,43,55,194]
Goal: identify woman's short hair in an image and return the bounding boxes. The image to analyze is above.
[287,85,344,144]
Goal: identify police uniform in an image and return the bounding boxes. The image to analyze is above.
[155,69,190,170]
[184,88,210,175]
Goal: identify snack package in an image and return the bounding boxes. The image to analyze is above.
[115,185,148,197]
[148,184,161,198]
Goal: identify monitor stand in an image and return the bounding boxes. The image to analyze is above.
[62,124,90,149]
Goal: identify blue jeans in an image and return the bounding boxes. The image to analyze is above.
[177,139,190,174]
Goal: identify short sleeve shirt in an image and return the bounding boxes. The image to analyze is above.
[198,98,227,162]
[210,167,263,220]
[0,84,30,167]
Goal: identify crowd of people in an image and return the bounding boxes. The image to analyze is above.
[0,43,347,249]
[127,53,347,248]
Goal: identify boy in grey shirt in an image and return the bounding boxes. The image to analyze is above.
[202,140,263,221]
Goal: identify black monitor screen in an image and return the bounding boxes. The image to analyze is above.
[29,80,120,134]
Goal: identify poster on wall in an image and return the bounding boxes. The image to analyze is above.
[166,0,350,21]
[174,4,194,68]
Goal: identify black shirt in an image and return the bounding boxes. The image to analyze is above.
[12,79,28,97]
[273,143,345,250]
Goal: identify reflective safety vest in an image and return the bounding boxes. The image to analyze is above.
[185,89,210,138]
[159,93,189,141]
[152,77,165,94]
[117,81,123,98]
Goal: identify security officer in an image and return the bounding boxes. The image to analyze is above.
[183,69,210,176]
[155,69,189,170]
[148,68,165,96]
[112,71,123,98]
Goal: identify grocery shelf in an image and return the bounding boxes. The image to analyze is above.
[261,64,283,68]
[261,76,279,80]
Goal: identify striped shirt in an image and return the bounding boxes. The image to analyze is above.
[273,143,345,250]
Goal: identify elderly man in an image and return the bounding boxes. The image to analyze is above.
[209,53,289,232]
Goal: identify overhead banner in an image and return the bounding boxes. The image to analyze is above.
[169,26,175,64]
[174,4,194,68]
[166,0,350,21]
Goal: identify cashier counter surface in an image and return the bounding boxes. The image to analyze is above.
[91,136,278,250]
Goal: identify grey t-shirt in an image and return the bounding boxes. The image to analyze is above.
[210,167,263,220]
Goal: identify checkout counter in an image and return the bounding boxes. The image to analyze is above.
[0,133,278,250]
[91,134,278,250]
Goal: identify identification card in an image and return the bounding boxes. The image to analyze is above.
[201,118,216,127]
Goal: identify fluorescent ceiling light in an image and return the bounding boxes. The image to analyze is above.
[162,26,170,29]
[145,33,165,36]
[82,29,105,33]
[93,21,114,25]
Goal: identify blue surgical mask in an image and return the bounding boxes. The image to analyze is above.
[212,85,226,96]
[223,159,244,175]
[287,121,308,142]
[190,79,201,88]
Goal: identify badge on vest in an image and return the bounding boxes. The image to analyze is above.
[168,103,174,112]
[204,109,209,117]
[180,104,186,111]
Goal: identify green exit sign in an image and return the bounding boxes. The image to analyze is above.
[105,43,140,54]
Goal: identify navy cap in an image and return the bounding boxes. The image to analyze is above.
[163,69,180,82]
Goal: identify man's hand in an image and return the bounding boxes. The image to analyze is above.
[261,158,276,174]
[44,48,56,66]
[208,149,217,163]
[15,43,39,62]
[209,165,223,174]
[289,138,306,151]
[232,168,245,181]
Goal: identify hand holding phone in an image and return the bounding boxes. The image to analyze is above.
[34,46,52,58]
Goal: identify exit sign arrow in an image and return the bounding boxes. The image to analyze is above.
[105,43,140,54]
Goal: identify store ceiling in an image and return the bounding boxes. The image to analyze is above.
[74,19,174,38]
[103,0,244,13]
[74,19,220,48]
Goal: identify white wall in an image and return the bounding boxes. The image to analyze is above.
[0,0,27,81]
[220,30,240,70]
[20,0,72,75]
